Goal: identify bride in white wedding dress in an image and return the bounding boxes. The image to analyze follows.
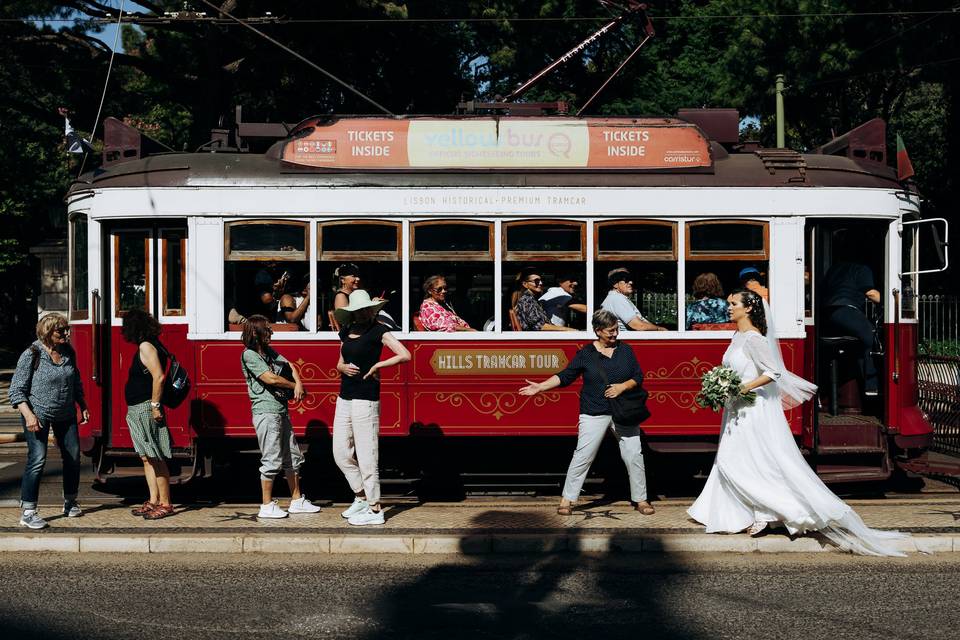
[687,289,908,557]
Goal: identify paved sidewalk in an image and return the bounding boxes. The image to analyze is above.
[2,497,958,554]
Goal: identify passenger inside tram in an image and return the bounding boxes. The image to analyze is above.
[538,272,587,329]
[410,265,493,332]
[332,263,361,311]
[600,268,668,331]
[323,262,402,331]
[417,275,475,331]
[225,261,309,330]
[686,272,729,329]
[739,266,769,301]
[277,275,311,330]
[511,268,576,332]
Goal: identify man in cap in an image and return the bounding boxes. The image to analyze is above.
[600,269,666,331]
[538,273,587,328]
[739,266,769,302]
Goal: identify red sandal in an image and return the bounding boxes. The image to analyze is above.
[143,504,176,520]
[131,501,156,516]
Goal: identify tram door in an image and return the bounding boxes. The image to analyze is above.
[807,219,893,481]
[101,222,189,453]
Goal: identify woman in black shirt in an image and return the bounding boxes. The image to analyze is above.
[333,290,410,526]
[122,310,175,520]
[520,310,654,516]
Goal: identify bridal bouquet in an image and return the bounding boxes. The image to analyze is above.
[695,366,756,412]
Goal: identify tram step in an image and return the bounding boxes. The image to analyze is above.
[816,445,887,455]
[815,464,891,483]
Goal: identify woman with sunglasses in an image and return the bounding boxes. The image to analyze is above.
[418,275,475,332]
[9,313,88,529]
[513,268,575,332]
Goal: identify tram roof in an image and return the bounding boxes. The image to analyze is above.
[69,144,907,195]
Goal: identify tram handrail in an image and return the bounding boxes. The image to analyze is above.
[893,288,900,383]
[91,288,100,383]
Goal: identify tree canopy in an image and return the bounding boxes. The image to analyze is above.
[1,1,957,341]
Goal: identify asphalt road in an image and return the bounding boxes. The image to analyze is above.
[0,553,957,640]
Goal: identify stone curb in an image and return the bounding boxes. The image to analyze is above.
[0,533,955,554]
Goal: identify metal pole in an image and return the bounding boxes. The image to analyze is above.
[775,74,785,148]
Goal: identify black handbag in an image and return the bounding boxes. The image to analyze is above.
[245,351,295,402]
[593,348,651,425]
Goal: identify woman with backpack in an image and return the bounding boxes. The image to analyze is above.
[9,313,88,529]
[122,309,177,520]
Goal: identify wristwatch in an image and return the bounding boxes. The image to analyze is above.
[150,402,161,409]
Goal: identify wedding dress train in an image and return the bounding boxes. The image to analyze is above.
[687,330,908,557]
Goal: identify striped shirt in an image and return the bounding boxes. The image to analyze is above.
[8,340,85,422]
[556,342,644,416]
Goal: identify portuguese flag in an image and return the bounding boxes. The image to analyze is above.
[896,133,915,182]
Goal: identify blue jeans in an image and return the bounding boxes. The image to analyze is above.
[20,416,81,510]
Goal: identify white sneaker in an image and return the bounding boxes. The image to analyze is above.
[288,496,321,514]
[19,510,48,529]
[340,498,369,519]
[63,501,83,517]
[347,507,385,526]
[257,500,288,519]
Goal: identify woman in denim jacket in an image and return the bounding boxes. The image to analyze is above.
[8,313,88,529]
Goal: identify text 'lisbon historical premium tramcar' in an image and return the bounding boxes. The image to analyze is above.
[65,111,946,484]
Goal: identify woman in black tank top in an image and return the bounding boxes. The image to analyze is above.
[121,310,175,520]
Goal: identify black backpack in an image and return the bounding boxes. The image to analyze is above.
[155,342,191,408]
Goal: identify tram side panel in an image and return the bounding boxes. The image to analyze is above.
[181,337,805,439]
[71,324,101,453]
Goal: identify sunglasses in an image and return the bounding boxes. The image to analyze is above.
[526,278,543,286]
[432,287,448,293]
[54,326,70,334]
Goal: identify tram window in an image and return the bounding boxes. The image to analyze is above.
[596,221,676,260]
[69,214,88,319]
[161,229,186,317]
[224,221,310,331]
[320,222,399,257]
[319,221,401,330]
[114,230,150,316]
[504,222,584,259]
[686,221,768,259]
[227,221,307,257]
[503,264,587,330]
[596,262,678,331]
[502,221,586,331]
[411,221,494,331]
[412,222,491,258]
[683,263,767,328]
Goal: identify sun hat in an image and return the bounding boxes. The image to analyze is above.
[333,289,388,328]
[738,266,761,280]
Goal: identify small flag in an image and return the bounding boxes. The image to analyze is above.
[59,108,95,154]
[896,133,915,182]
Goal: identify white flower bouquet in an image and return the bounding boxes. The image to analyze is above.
[695,366,756,412]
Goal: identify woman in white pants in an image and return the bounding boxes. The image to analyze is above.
[520,310,654,516]
[333,290,410,525]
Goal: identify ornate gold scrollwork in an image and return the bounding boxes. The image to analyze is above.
[644,357,716,381]
[293,358,339,381]
[649,391,701,413]
[435,391,561,421]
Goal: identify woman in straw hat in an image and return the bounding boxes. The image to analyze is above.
[333,290,410,525]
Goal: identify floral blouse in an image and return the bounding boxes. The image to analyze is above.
[686,297,729,329]
[419,298,470,332]
[515,290,550,331]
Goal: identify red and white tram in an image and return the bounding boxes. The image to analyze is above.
[65,112,944,484]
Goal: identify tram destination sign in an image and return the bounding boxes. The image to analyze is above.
[430,349,569,375]
[283,118,711,170]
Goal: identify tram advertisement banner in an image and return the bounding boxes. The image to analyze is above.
[283,118,711,170]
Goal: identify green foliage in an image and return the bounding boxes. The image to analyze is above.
[920,340,960,358]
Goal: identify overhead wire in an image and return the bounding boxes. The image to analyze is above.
[77,0,125,178]
[4,8,960,24]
